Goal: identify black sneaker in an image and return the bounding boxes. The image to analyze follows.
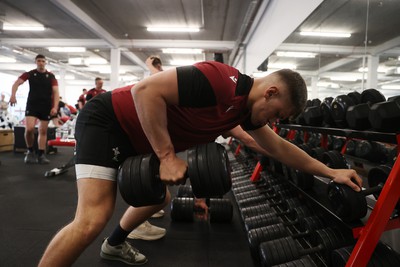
[37,154,50,164]
[24,151,37,164]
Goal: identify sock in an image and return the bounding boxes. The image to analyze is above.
[38,149,45,156]
[28,147,34,153]
[107,224,130,246]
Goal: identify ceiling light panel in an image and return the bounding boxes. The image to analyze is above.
[147,27,200,32]
[162,48,203,54]
[300,31,351,38]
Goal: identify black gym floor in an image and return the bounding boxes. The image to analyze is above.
[0,147,254,267]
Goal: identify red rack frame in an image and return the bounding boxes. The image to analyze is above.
[234,125,400,266]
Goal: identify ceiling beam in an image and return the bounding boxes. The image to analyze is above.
[241,0,323,73]
[0,38,234,51]
[318,57,361,73]
[50,0,146,69]
[370,36,400,56]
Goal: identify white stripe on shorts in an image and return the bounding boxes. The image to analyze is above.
[75,164,117,181]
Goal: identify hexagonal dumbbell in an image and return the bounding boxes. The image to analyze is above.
[170,197,233,223]
[118,142,232,207]
[248,215,325,258]
[327,164,395,222]
[259,228,353,266]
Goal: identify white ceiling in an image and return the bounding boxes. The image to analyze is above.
[0,0,400,99]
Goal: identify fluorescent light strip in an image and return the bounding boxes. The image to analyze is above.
[3,24,45,31]
[48,47,86,53]
[0,56,17,63]
[330,76,359,82]
[147,27,200,32]
[300,31,351,38]
[162,48,203,54]
[276,51,317,58]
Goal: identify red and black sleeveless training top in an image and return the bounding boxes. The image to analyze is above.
[112,61,259,154]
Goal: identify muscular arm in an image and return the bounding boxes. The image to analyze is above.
[248,126,362,191]
[132,68,186,184]
[51,85,60,116]
[10,78,25,105]
[223,126,273,157]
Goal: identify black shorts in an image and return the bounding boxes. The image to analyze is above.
[74,92,137,169]
[25,107,51,121]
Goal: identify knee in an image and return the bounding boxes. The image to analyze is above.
[74,214,110,243]
[25,127,35,135]
[38,128,47,136]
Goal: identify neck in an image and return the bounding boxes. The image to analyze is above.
[247,78,262,109]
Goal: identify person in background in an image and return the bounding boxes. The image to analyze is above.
[0,93,9,115]
[10,54,59,164]
[77,88,87,110]
[146,55,163,75]
[86,78,106,102]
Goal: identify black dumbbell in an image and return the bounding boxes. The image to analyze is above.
[237,189,296,209]
[310,147,328,162]
[331,242,400,267]
[320,97,335,127]
[303,106,323,126]
[327,164,396,222]
[241,201,310,221]
[259,228,353,266]
[272,256,317,267]
[354,140,388,163]
[248,216,325,258]
[235,183,291,202]
[346,103,371,130]
[233,178,286,195]
[360,88,386,104]
[176,185,193,197]
[244,205,314,232]
[170,197,233,223]
[322,150,348,169]
[118,142,231,207]
[369,100,400,132]
[289,168,314,190]
[330,94,356,127]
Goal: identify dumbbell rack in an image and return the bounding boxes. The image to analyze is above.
[264,124,400,267]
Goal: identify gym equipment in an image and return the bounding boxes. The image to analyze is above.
[44,139,76,177]
[322,150,348,169]
[303,106,323,126]
[273,256,317,267]
[310,147,328,162]
[170,197,233,223]
[327,167,398,222]
[248,216,325,256]
[345,139,359,156]
[360,88,386,104]
[330,94,355,127]
[354,140,387,163]
[289,169,314,190]
[259,228,352,266]
[241,202,311,221]
[244,207,316,232]
[347,91,362,105]
[331,242,400,267]
[369,100,400,132]
[118,142,231,207]
[176,185,193,197]
[346,103,371,130]
[320,97,335,127]
[332,137,346,151]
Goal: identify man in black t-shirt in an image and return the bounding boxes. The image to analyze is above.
[10,54,59,164]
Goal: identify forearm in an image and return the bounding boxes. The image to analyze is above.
[273,139,335,179]
[52,87,59,109]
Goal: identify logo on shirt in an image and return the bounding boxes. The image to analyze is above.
[112,147,120,162]
[229,76,237,84]
[225,105,235,113]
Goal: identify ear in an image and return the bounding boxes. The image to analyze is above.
[264,86,279,98]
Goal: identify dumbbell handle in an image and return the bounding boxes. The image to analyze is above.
[361,184,383,196]
[299,244,324,256]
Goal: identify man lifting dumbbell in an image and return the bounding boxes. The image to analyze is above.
[39,61,362,266]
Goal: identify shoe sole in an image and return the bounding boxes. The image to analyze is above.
[150,213,164,218]
[100,252,148,266]
[127,232,166,241]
